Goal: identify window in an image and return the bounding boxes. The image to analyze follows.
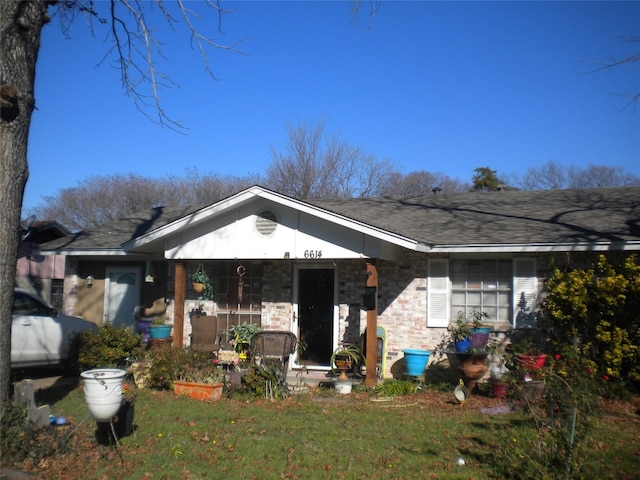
[213,261,263,341]
[451,259,512,324]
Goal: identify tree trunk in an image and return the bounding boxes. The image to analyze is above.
[0,0,49,404]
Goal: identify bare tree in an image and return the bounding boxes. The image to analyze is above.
[589,34,640,111]
[0,0,238,404]
[379,170,468,196]
[266,117,392,199]
[512,161,640,190]
[33,171,262,231]
[567,164,640,189]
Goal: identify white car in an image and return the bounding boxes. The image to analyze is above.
[11,288,98,368]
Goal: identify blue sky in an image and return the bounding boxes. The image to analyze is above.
[24,1,639,213]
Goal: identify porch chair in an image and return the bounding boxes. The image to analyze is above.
[249,331,298,378]
[190,315,221,353]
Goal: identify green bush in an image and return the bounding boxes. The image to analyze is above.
[542,254,640,394]
[71,323,143,372]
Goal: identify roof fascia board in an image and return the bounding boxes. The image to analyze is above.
[37,249,143,257]
[430,241,640,253]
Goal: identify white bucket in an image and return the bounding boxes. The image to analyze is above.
[81,369,126,421]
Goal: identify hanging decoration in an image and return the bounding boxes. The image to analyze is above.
[237,264,246,305]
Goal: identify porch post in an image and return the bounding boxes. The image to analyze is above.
[173,261,186,347]
[365,259,378,387]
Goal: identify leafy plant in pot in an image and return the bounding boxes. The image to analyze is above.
[173,349,226,401]
[191,265,214,300]
[330,344,365,381]
[229,322,260,363]
[450,313,473,353]
[149,316,172,340]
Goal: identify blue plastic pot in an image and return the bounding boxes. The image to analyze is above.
[454,338,471,353]
[149,325,172,339]
[403,349,431,376]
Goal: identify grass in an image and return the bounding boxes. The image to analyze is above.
[6,382,640,479]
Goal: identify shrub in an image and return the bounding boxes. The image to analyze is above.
[373,379,417,397]
[542,254,640,394]
[71,323,143,372]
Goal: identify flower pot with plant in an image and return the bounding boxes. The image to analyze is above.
[450,313,473,352]
[172,349,226,401]
[509,335,547,370]
[229,323,260,365]
[330,344,365,380]
[191,264,214,300]
[149,316,172,340]
[468,310,491,350]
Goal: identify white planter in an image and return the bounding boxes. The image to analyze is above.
[81,369,126,421]
[335,380,353,394]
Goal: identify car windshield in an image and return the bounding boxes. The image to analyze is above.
[13,292,52,316]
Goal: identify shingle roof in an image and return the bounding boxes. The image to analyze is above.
[38,205,204,252]
[309,186,640,247]
[38,186,640,253]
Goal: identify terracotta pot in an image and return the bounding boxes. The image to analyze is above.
[192,282,205,293]
[456,352,488,392]
[173,381,224,401]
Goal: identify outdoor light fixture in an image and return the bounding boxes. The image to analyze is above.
[86,275,94,288]
[144,260,155,283]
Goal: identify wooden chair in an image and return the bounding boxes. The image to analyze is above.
[190,315,220,353]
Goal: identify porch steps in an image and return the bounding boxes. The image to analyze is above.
[286,369,366,394]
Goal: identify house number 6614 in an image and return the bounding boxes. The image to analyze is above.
[304,250,323,259]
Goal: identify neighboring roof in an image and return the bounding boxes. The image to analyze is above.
[20,220,71,243]
[38,185,640,256]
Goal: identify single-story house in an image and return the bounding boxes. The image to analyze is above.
[37,185,640,378]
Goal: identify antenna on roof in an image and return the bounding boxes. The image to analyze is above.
[431,187,442,195]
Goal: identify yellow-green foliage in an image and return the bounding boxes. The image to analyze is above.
[543,255,640,391]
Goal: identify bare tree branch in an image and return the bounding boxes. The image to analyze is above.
[53,0,246,132]
[585,34,640,112]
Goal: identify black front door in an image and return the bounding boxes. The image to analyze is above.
[297,268,335,366]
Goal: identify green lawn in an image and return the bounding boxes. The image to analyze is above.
[7,384,640,480]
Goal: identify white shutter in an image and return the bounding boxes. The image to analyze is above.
[427,259,449,327]
[513,258,538,328]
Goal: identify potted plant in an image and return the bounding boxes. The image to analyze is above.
[191,265,214,300]
[149,316,172,340]
[450,312,473,352]
[229,323,260,362]
[330,344,365,381]
[468,310,491,350]
[173,350,226,401]
[509,336,547,370]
